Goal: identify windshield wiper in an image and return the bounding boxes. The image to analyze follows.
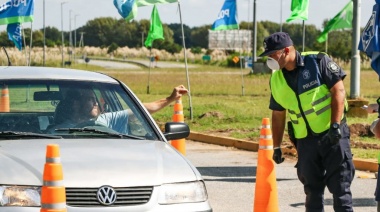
[55,128,145,140]
[0,131,62,139]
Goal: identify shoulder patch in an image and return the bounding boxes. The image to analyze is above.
[327,61,340,73]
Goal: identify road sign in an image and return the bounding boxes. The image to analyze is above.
[232,56,239,63]
[247,57,252,67]
[202,55,211,61]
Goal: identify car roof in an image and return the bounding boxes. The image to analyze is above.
[0,66,117,83]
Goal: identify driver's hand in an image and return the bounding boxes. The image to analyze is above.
[169,85,188,101]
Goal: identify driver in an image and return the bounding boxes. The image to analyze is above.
[48,85,188,133]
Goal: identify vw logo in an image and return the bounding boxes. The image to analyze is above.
[97,186,117,205]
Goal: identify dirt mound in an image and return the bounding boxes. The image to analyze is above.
[198,111,224,119]
[349,123,374,137]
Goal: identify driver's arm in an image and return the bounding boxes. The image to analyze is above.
[143,85,188,114]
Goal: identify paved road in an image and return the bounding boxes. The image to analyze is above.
[121,58,198,68]
[185,140,378,212]
[76,58,198,69]
[76,59,142,69]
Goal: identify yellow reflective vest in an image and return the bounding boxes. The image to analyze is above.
[270,52,346,139]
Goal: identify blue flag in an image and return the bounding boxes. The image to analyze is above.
[113,0,137,21]
[211,0,239,31]
[0,0,34,25]
[7,23,22,50]
[358,0,380,79]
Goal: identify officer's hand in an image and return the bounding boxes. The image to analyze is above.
[322,126,341,145]
[273,148,285,164]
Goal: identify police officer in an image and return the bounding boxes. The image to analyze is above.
[260,32,355,212]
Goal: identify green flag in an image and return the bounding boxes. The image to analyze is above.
[137,0,177,7]
[145,5,164,47]
[317,1,353,43]
[286,0,309,22]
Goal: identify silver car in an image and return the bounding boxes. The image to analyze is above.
[0,66,212,211]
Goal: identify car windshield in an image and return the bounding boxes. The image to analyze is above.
[0,80,158,140]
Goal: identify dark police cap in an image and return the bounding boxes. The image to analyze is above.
[259,32,294,57]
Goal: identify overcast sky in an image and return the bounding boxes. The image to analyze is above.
[0,0,375,31]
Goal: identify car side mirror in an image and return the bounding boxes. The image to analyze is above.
[163,122,190,140]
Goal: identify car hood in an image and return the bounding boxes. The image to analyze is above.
[0,139,199,187]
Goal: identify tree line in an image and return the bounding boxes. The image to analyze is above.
[0,17,361,62]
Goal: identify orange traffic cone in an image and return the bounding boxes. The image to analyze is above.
[0,84,10,112]
[172,98,184,122]
[171,97,186,155]
[41,144,66,212]
[253,118,279,212]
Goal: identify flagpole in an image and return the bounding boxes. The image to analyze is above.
[237,1,244,96]
[178,0,193,121]
[74,14,79,64]
[252,0,257,65]
[69,10,72,62]
[61,2,67,67]
[43,0,46,66]
[302,20,305,52]
[22,26,28,66]
[147,48,152,94]
[239,30,245,96]
[29,22,33,66]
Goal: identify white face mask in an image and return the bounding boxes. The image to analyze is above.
[266,57,280,70]
[266,49,284,70]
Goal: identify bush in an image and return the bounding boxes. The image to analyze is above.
[107,43,119,54]
[46,40,56,47]
[161,42,182,54]
[191,47,202,54]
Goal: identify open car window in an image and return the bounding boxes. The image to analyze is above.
[0,80,158,140]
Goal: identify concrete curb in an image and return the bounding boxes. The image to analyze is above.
[188,131,378,173]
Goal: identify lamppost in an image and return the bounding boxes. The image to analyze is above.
[252,0,257,63]
[74,14,79,63]
[247,0,250,53]
[247,0,250,30]
[61,1,67,67]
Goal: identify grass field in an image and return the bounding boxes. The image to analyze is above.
[71,61,380,160]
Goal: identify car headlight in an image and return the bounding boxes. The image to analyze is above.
[158,181,208,204]
[0,186,40,206]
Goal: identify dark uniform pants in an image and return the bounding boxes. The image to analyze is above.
[296,123,355,212]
